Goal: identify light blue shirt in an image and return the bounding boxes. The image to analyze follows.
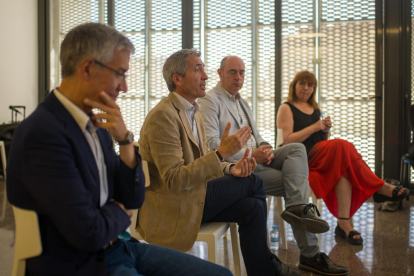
[173,92,233,174]
[173,92,200,146]
[54,89,109,207]
[223,89,257,153]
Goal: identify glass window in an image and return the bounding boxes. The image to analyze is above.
[281,0,376,170]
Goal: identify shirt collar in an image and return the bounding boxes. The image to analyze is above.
[54,88,93,132]
[219,82,240,102]
[173,92,200,112]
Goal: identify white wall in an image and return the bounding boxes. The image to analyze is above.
[0,0,38,125]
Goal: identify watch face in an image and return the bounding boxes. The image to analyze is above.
[127,131,134,143]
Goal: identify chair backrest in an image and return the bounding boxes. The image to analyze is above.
[12,206,42,276]
[276,129,284,148]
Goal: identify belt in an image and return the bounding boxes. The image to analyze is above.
[103,237,119,251]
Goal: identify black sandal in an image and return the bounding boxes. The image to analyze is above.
[373,185,410,203]
[335,218,363,245]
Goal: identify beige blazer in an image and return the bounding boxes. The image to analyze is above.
[137,93,228,251]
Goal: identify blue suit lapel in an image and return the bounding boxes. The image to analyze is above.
[43,92,100,185]
[96,129,115,198]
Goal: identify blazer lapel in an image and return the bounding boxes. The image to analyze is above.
[168,93,200,150]
[195,112,207,156]
[239,99,254,127]
[215,84,241,128]
[44,92,100,185]
[96,129,114,197]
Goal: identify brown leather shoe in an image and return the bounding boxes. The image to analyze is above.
[299,253,349,275]
[269,250,300,276]
[281,203,330,233]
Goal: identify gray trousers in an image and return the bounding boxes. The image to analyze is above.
[254,143,319,258]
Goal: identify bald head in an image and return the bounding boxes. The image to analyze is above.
[218,56,245,96]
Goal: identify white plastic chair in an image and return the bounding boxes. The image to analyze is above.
[11,206,42,276]
[129,158,242,276]
[0,140,6,180]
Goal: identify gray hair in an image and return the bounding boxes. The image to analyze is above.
[60,23,135,78]
[163,49,201,92]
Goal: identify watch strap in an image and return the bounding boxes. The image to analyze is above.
[116,131,134,145]
[214,149,224,162]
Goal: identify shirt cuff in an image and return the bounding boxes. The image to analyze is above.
[224,164,234,175]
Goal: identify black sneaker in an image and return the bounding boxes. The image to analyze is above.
[269,250,300,276]
[299,252,349,275]
[281,203,330,233]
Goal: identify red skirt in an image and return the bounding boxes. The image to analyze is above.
[308,139,384,218]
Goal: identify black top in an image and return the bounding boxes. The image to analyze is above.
[284,102,327,153]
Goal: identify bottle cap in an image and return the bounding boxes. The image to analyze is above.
[272,225,277,230]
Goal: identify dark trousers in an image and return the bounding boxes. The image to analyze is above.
[202,174,274,276]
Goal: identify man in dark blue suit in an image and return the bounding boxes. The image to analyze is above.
[6,23,231,276]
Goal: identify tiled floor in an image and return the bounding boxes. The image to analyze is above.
[1,177,414,276]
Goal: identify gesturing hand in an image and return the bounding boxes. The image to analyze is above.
[229,148,257,177]
[216,122,252,159]
[252,145,274,165]
[84,91,128,141]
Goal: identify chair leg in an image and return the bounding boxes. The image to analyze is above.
[275,197,288,250]
[12,259,26,276]
[205,236,217,264]
[230,223,241,276]
[0,141,6,180]
[266,196,272,246]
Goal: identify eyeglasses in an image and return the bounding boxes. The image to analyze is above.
[94,60,128,81]
[297,81,315,88]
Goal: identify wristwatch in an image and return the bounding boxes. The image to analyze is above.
[116,131,134,145]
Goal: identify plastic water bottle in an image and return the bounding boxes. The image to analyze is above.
[320,111,330,132]
[270,225,279,252]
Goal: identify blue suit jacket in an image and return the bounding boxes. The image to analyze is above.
[7,92,145,276]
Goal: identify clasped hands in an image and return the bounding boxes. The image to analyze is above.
[252,145,274,166]
[313,116,332,132]
[216,122,257,177]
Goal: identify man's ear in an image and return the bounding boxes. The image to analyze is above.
[78,58,95,80]
[172,74,182,87]
[217,68,222,78]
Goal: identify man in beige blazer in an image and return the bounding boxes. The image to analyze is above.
[137,49,300,276]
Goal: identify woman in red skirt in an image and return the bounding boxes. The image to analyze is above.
[276,71,409,245]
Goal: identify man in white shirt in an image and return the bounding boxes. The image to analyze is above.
[198,56,349,276]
